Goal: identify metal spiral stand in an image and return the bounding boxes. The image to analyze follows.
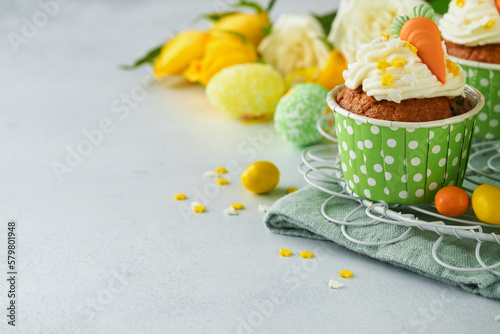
[299,115,500,275]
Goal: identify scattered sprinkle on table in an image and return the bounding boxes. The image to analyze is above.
[215,167,227,174]
[300,251,314,259]
[279,249,292,257]
[258,205,270,213]
[328,279,344,289]
[231,203,244,210]
[173,193,187,201]
[216,178,229,185]
[204,171,216,178]
[193,205,206,214]
[339,269,353,278]
[495,314,500,322]
[223,207,237,215]
[286,187,298,194]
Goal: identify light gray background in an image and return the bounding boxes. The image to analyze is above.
[1,0,499,333]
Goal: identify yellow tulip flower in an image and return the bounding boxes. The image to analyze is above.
[210,12,270,46]
[153,30,209,78]
[309,50,348,90]
[183,32,258,86]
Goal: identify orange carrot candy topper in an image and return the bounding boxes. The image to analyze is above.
[391,4,446,84]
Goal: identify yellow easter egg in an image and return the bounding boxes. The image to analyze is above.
[241,161,280,194]
[206,64,284,119]
[472,184,500,225]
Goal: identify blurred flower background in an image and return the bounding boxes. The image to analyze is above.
[125,0,451,145]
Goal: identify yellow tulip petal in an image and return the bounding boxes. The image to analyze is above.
[211,12,270,46]
[310,50,348,90]
[153,30,209,78]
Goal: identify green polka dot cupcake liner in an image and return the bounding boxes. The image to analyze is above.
[450,56,500,140]
[326,85,484,204]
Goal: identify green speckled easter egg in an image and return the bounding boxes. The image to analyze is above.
[206,64,284,119]
[274,83,329,146]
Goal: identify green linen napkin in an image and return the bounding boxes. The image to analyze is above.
[264,184,500,299]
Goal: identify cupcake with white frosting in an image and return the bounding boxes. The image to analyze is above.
[326,5,484,204]
[439,0,500,139]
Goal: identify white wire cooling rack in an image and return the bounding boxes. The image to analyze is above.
[299,116,500,275]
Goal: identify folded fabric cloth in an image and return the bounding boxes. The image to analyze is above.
[264,184,500,299]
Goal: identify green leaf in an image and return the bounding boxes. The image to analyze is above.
[318,36,334,50]
[428,0,451,16]
[231,1,264,12]
[266,0,277,12]
[192,11,237,24]
[262,24,272,37]
[121,43,163,70]
[312,10,337,36]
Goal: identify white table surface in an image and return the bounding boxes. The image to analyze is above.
[1,0,499,333]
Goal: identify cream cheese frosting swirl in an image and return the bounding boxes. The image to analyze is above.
[439,0,500,46]
[343,37,466,103]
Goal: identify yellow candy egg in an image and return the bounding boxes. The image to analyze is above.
[472,184,500,225]
[206,64,284,119]
[241,161,280,194]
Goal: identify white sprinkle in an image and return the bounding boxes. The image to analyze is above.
[495,314,500,322]
[387,38,401,49]
[328,279,344,289]
[223,207,238,216]
[191,202,202,208]
[258,205,270,213]
[406,57,415,67]
[204,171,217,178]
[388,90,403,103]
[401,73,418,86]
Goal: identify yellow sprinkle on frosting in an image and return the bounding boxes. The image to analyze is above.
[455,0,465,8]
[193,205,206,213]
[280,249,292,257]
[482,19,495,30]
[376,59,391,71]
[381,73,394,86]
[231,202,244,210]
[446,59,460,77]
[404,42,418,53]
[173,193,187,200]
[391,57,406,68]
[380,33,390,41]
[216,178,229,185]
[339,269,353,278]
[300,251,314,259]
[215,167,227,174]
[286,187,298,194]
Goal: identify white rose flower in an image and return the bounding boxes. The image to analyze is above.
[258,14,330,77]
[328,0,428,64]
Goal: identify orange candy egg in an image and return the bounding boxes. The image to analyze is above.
[434,186,470,218]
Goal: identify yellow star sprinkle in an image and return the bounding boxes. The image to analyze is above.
[339,269,353,278]
[376,59,391,71]
[231,202,244,210]
[381,73,394,86]
[216,178,229,185]
[391,57,406,68]
[446,59,460,77]
[215,167,227,174]
[380,33,390,41]
[193,205,206,213]
[279,249,292,257]
[173,193,187,201]
[404,42,418,53]
[482,19,495,30]
[286,187,298,194]
[455,0,465,7]
[300,251,314,259]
